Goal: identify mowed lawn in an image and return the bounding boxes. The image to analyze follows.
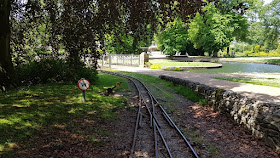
[214,77,280,88]
[150,60,218,67]
[0,73,129,157]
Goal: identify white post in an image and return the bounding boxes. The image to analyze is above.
[131,54,133,65]
[139,52,149,67]
[109,54,112,68]
[102,55,104,69]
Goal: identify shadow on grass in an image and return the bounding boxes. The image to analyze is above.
[0,73,128,157]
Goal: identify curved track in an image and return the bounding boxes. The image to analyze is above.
[102,71,199,158]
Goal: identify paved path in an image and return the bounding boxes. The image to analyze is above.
[104,65,280,104]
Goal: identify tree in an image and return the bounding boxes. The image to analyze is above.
[2,0,206,90]
[260,0,280,50]
[188,1,248,57]
[156,19,189,56]
[0,0,15,91]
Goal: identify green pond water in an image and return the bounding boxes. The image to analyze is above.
[189,62,280,74]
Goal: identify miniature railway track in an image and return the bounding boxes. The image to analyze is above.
[101,71,199,158]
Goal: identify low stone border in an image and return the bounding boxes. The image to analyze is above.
[159,75,280,153]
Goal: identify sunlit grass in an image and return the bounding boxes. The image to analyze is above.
[214,77,280,88]
[0,73,129,156]
[151,61,217,67]
[263,59,280,65]
[114,71,207,105]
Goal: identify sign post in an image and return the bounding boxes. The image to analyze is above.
[78,78,91,102]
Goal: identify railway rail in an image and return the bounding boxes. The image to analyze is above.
[101,71,199,158]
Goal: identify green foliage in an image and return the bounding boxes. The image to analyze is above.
[163,67,184,71]
[150,64,162,69]
[253,45,260,54]
[237,49,280,57]
[156,18,189,56]
[259,0,280,50]
[188,2,248,57]
[17,59,98,86]
[105,32,134,54]
[246,22,266,46]
[144,62,152,68]
[277,44,280,53]
[173,85,207,105]
[264,59,280,65]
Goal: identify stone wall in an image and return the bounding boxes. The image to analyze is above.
[159,75,280,153]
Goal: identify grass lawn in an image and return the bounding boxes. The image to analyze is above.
[0,73,129,157]
[263,59,280,65]
[150,60,217,67]
[214,77,280,88]
[114,71,207,105]
[219,57,280,65]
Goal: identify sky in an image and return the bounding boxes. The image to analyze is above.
[264,0,273,5]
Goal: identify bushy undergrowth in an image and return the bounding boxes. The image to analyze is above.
[150,64,162,69]
[264,59,280,65]
[163,67,184,71]
[17,59,98,86]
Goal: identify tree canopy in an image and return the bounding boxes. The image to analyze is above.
[156,0,249,57]
[188,2,248,56]
[156,18,189,56]
[259,0,280,50]
[1,0,206,90]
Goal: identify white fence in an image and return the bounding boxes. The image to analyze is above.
[110,54,140,66]
[98,53,149,68]
[100,54,140,68]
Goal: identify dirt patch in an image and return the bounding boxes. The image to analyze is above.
[171,104,279,158]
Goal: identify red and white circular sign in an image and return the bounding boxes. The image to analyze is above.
[78,78,91,91]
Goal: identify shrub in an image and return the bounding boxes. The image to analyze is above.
[150,64,162,69]
[17,59,98,86]
[253,45,260,54]
[163,67,183,71]
[145,62,152,68]
[244,50,253,56]
[259,52,268,56]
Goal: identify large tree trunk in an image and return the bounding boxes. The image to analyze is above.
[132,38,138,54]
[68,49,81,70]
[227,47,230,56]
[0,0,15,91]
[212,51,218,57]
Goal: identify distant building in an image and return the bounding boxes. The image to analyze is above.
[148,44,158,52]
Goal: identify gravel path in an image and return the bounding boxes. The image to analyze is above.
[104,65,280,104]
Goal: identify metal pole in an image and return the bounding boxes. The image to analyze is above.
[82,91,86,102]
